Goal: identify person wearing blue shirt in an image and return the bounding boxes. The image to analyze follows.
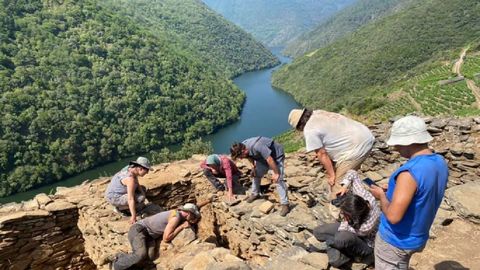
[369,116,448,269]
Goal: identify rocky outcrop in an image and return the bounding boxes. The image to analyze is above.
[1,117,480,269]
[0,199,95,270]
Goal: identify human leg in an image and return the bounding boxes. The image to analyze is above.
[113,224,148,270]
[312,223,340,243]
[333,231,373,259]
[275,161,289,205]
[374,234,419,270]
[248,161,268,202]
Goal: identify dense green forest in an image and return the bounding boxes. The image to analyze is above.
[284,0,411,57]
[0,0,274,197]
[272,0,480,113]
[103,0,279,77]
[202,0,356,47]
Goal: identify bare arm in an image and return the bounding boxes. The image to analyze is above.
[196,198,213,209]
[266,156,280,183]
[370,171,417,224]
[124,177,137,224]
[315,148,335,186]
[162,216,188,243]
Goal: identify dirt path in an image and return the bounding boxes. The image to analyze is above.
[406,88,422,111]
[410,219,480,270]
[452,48,468,76]
[467,79,480,107]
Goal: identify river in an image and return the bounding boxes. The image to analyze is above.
[0,49,300,204]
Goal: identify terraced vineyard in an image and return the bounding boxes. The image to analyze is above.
[369,95,416,121]
[462,53,480,83]
[368,64,480,120]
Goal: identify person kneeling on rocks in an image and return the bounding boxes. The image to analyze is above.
[312,170,380,268]
[201,154,242,203]
[105,157,152,224]
[110,201,209,270]
[230,136,290,216]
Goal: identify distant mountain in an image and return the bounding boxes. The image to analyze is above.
[202,0,357,47]
[0,0,275,197]
[104,0,279,77]
[272,0,480,113]
[284,0,411,57]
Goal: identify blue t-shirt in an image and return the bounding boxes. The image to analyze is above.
[379,154,448,250]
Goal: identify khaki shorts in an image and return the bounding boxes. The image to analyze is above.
[328,151,371,219]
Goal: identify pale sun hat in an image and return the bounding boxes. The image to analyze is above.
[129,156,153,171]
[180,203,200,217]
[386,116,433,146]
[288,109,306,128]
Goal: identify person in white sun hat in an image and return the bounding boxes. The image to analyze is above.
[368,115,448,269]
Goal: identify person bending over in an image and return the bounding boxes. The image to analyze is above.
[288,109,375,218]
[230,136,290,216]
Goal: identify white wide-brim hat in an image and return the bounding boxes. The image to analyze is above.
[386,116,433,146]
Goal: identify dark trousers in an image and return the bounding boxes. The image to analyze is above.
[203,169,242,192]
[313,223,373,261]
[113,224,156,270]
[203,169,226,190]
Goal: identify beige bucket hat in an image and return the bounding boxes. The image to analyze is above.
[288,109,306,129]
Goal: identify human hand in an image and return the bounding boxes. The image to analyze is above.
[225,192,236,203]
[129,215,137,225]
[381,183,388,191]
[207,193,217,202]
[181,221,191,229]
[369,185,385,200]
[271,172,280,183]
[336,186,348,197]
[328,174,336,186]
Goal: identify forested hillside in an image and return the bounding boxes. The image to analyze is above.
[202,0,356,47]
[103,0,278,77]
[284,0,411,57]
[0,0,272,197]
[272,0,480,112]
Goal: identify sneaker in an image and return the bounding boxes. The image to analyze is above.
[279,204,290,217]
[246,194,259,203]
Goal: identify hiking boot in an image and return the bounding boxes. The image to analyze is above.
[327,247,351,268]
[246,194,259,203]
[279,204,290,217]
